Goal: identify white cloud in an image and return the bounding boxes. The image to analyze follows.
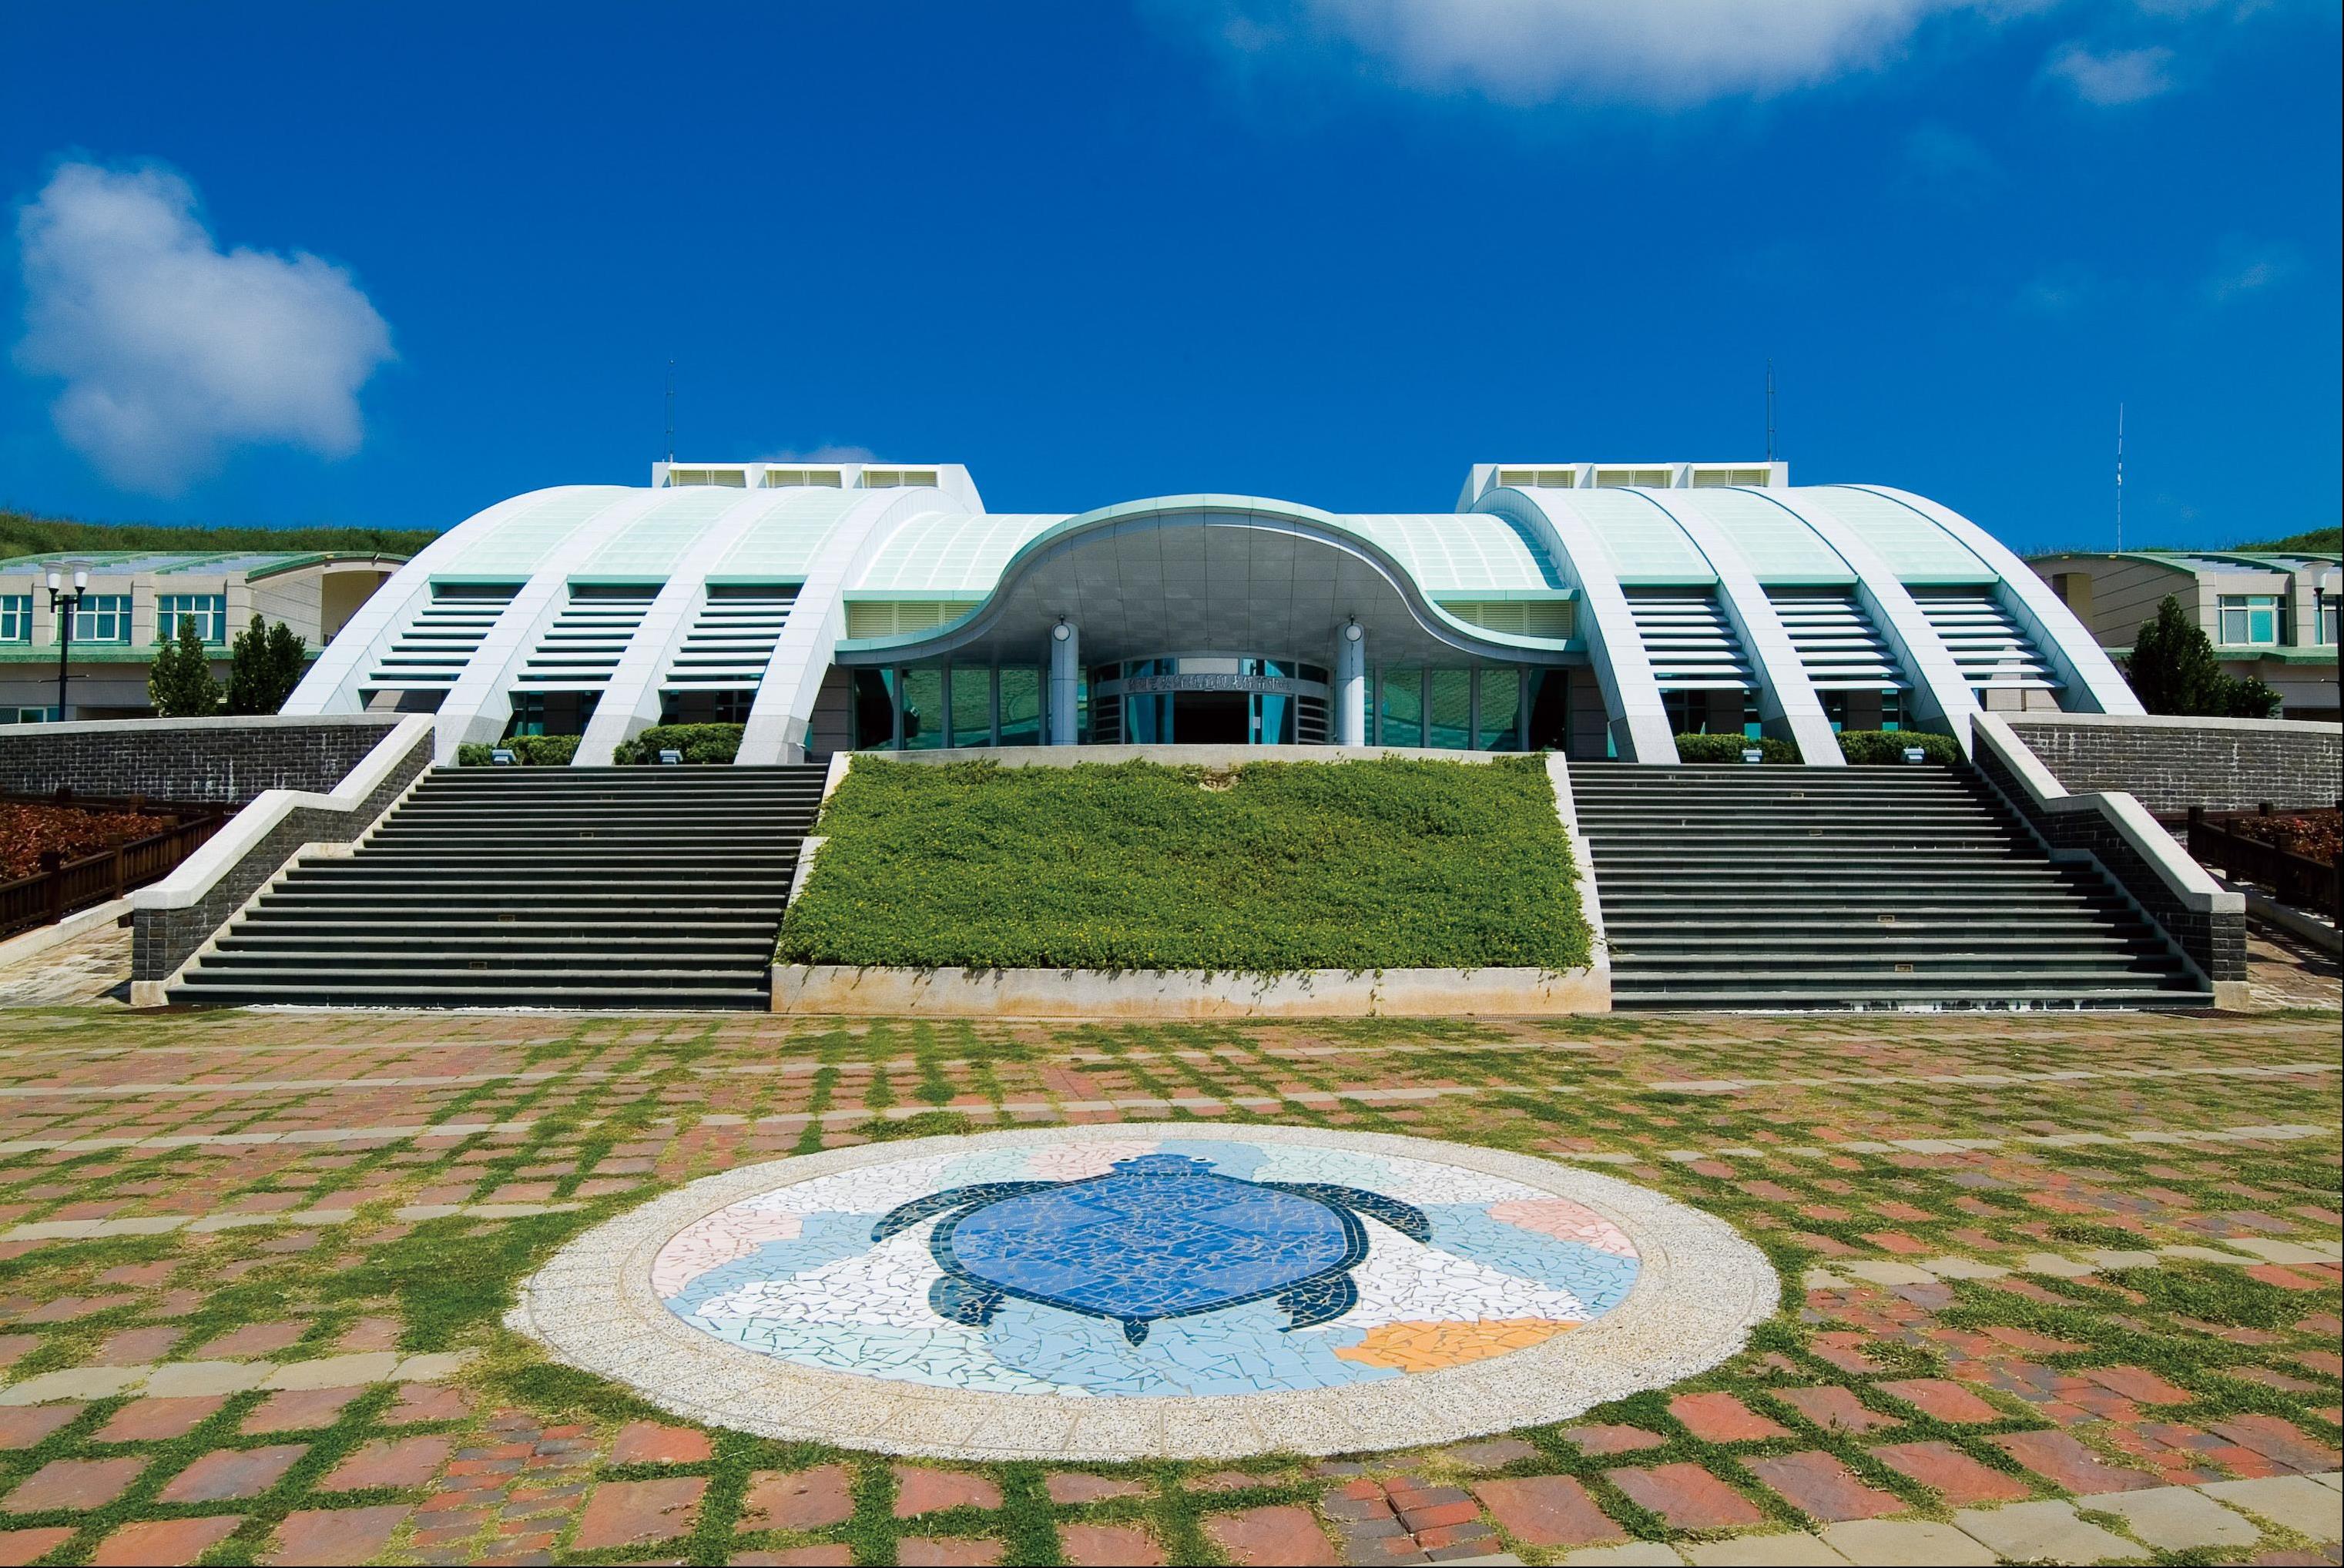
[1172,0,2011,107]
[2043,42,2175,103]
[2203,240,2299,303]
[12,160,393,494]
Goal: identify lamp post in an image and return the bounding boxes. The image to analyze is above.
[44,568,88,722]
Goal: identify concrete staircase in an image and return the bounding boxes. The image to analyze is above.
[1571,763,2215,1010]
[169,765,827,1010]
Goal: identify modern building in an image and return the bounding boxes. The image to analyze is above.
[285,461,2141,764]
[2031,549,2341,722]
[0,551,405,722]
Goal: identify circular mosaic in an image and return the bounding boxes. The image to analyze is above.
[510,1126,1776,1459]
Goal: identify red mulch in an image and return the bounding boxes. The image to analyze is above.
[0,803,178,881]
[2225,809,2341,864]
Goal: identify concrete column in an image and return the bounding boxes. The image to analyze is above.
[1334,621,1366,745]
[1048,620,1080,745]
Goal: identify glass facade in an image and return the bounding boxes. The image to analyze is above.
[69,595,132,644]
[155,594,228,643]
[851,664,1053,749]
[849,655,1559,752]
[2218,595,2281,646]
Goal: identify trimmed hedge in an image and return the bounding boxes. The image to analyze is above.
[779,756,1591,974]
[1836,729,1960,766]
[614,723,744,765]
[455,734,580,767]
[1672,732,1799,764]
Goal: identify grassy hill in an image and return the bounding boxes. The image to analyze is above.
[0,509,438,561]
[2240,527,2341,553]
[780,756,1591,973]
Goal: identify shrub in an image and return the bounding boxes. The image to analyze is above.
[146,615,221,717]
[2124,595,2282,717]
[224,614,309,715]
[614,722,744,765]
[1672,732,1798,763]
[1836,729,1960,766]
[455,734,581,766]
[780,755,1591,973]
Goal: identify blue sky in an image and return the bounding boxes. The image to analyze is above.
[2,1,2336,553]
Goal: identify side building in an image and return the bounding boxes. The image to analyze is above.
[284,460,2139,763]
[2030,549,2341,722]
[0,551,406,722]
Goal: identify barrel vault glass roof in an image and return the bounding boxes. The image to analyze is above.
[1340,513,1563,594]
[440,487,629,578]
[1812,487,1994,583]
[703,488,874,583]
[855,513,1068,594]
[1671,488,1856,585]
[570,486,746,580]
[1544,489,1715,584]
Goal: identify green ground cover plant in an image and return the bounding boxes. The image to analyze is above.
[1672,732,1799,762]
[1836,729,1960,765]
[613,722,744,764]
[454,734,581,766]
[779,755,1591,972]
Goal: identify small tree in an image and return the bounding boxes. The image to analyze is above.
[148,615,222,716]
[2124,595,2283,717]
[225,614,310,715]
[265,619,309,707]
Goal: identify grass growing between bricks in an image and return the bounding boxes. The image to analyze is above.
[0,1006,2331,1563]
[778,755,1592,973]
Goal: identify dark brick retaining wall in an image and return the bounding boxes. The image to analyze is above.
[0,715,403,806]
[2005,717,2342,817]
[1971,747,2247,983]
[131,723,434,983]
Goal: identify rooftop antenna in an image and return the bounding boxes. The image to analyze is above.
[664,359,676,465]
[2114,402,2124,553]
[1765,359,1776,464]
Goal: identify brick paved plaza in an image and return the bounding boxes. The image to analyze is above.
[0,1003,2335,1565]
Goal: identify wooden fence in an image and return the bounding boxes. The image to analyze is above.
[0,794,229,942]
[2185,804,2342,921]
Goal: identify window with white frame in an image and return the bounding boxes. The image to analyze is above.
[69,595,132,644]
[154,593,228,643]
[0,596,29,644]
[2217,595,2281,646]
[2319,593,2339,645]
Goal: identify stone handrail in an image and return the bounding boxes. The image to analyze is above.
[129,715,438,1003]
[1970,712,2247,1006]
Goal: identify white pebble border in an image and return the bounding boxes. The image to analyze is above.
[506,1123,1777,1461]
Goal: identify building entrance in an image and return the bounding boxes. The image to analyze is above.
[1172,691,1250,743]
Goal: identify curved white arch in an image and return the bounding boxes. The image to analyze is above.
[736,489,970,764]
[1847,486,2144,715]
[1760,491,1983,748]
[281,486,628,716]
[1476,488,1675,762]
[432,491,684,760]
[571,489,814,766]
[1638,491,1843,766]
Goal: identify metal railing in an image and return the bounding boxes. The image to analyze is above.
[0,795,230,941]
[2186,803,2342,920]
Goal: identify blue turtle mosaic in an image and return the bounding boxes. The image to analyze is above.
[653,1135,1641,1397]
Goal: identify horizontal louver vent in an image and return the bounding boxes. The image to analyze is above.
[844,601,979,638]
[1628,594,1752,691]
[1914,591,2061,692]
[515,591,655,690]
[1769,594,1906,691]
[666,588,798,690]
[368,588,515,689]
[1439,599,1574,638]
